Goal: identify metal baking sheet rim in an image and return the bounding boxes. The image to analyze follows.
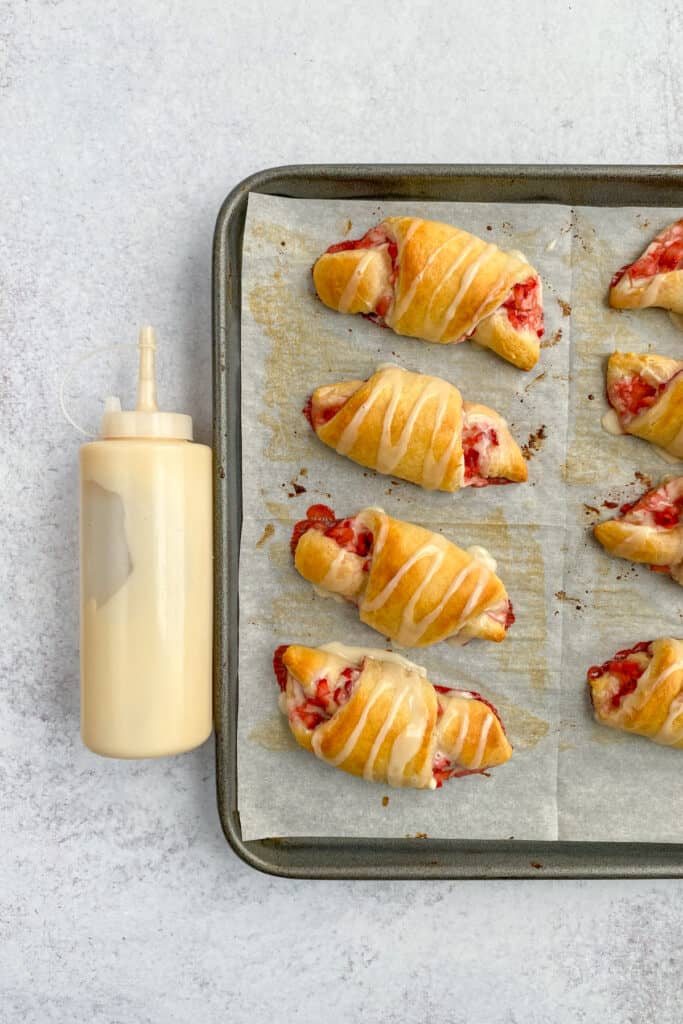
[212,163,683,879]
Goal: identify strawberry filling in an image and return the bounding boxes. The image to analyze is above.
[608,372,667,422]
[290,504,374,563]
[462,423,511,488]
[587,640,652,708]
[325,224,398,323]
[618,487,683,529]
[431,687,505,786]
[611,220,683,287]
[303,393,349,432]
[500,276,544,338]
[273,645,290,692]
[290,664,362,731]
[432,752,491,788]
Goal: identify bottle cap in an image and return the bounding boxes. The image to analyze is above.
[100,326,193,440]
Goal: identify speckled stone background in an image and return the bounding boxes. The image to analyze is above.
[2,2,682,1021]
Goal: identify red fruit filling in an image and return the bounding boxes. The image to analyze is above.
[608,372,667,422]
[432,752,491,788]
[324,224,399,323]
[273,645,290,692]
[430,688,506,786]
[290,504,374,563]
[291,664,362,731]
[618,486,683,529]
[303,393,349,432]
[462,423,510,487]
[611,220,683,287]
[501,276,544,338]
[587,640,652,708]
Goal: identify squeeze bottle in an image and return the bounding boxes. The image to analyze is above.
[80,327,213,757]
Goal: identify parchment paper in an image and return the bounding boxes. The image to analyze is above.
[237,192,682,842]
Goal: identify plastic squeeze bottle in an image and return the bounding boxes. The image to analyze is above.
[80,326,213,757]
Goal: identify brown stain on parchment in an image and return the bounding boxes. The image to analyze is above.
[248,712,298,752]
[562,220,645,485]
[248,220,311,256]
[255,523,275,548]
[493,700,549,751]
[449,509,549,691]
[248,274,359,462]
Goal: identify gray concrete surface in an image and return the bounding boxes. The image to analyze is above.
[2,1,682,1020]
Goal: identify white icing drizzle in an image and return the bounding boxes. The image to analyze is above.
[601,408,624,436]
[363,685,407,781]
[337,250,377,314]
[314,681,390,765]
[318,642,427,676]
[469,713,494,769]
[434,243,499,340]
[319,548,348,588]
[386,683,430,787]
[648,662,683,742]
[444,703,470,763]
[392,236,456,321]
[336,366,459,490]
[310,656,433,788]
[357,511,495,645]
[418,239,479,340]
[466,545,498,574]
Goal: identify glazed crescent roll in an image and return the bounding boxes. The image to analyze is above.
[609,219,683,312]
[273,642,512,788]
[304,365,527,491]
[587,638,683,747]
[291,505,514,646]
[313,217,544,370]
[604,352,683,458]
[593,476,683,585]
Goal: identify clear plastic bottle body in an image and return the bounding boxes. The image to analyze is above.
[80,438,212,757]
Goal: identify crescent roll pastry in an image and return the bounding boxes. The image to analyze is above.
[291,504,514,646]
[312,217,544,369]
[273,642,512,788]
[609,219,683,313]
[604,352,683,458]
[587,638,683,747]
[303,364,528,491]
[593,476,683,585]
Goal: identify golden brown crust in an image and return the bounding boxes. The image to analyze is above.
[311,365,526,492]
[280,643,512,787]
[313,248,392,314]
[470,309,540,371]
[593,477,683,574]
[607,351,683,457]
[608,219,683,313]
[588,637,683,746]
[437,691,512,769]
[461,402,528,483]
[312,217,542,369]
[293,507,511,647]
[610,270,683,312]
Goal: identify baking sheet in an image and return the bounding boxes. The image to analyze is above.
[237,192,681,842]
